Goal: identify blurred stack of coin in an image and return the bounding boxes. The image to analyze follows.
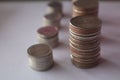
[69,16,102,68]
[37,26,59,48]
[43,13,61,29]
[72,0,77,2]
[47,0,63,18]
[27,44,54,71]
[72,0,99,17]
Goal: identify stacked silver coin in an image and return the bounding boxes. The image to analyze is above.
[27,44,54,71]
[47,1,63,18]
[43,13,61,29]
[69,16,102,68]
[37,26,59,48]
[72,0,99,17]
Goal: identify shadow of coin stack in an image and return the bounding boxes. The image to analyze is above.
[72,0,99,17]
[69,16,102,68]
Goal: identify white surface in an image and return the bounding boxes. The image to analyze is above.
[0,1,120,80]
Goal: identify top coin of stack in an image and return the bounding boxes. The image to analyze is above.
[72,0,99,17]
[69,16,102,69]
[27,44,54,71]
[37,26,59,48]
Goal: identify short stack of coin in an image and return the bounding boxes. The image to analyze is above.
[72,0,99,17]
[69,16,102,68]
[37,26,59,48]
[72,0,77,2]
[47,1,63,18]
[27,44,54,71]
[43,13,61,29]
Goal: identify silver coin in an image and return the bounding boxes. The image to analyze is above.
[27,44,54,71]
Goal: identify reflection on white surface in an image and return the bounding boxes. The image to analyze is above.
[0,1,120,80]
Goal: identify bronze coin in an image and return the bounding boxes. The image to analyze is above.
[69,16,101,35]
[70,43,100,55]
[69,32,101,42]
[73,0,98,11]
[69,28,101,37]
[69,34,101,45]
[72,7,98,17]
[37,26,58,39]
[69,39,100,50]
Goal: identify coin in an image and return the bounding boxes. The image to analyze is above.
[73,0,98,11]
[37,26,58,39]
[69,34,100,45]
[71,54,100,63]
[71,51,100,60]
[37,35,59,48]
[72,9,98,17]
[69,28,101,37]
[69,16,101,34]
[71,58,99,69]
[27,44,54,71]
[69,16,102,69]
[72,0,99,17]
[37,26,59,48]
[69,39,100,50]
[47,1,63,17]
[43,13,61,29]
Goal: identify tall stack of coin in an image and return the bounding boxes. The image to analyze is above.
[37,26,59,48]
[47,1,63,18]
[72,0,99,17]
[43,13,61,29]
[27,44,54,71]
[69,16,102,68]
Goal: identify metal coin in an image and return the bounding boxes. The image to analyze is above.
[27,44,54,71]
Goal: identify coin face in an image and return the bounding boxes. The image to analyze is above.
[70,16,101,30]
[37,26,58,39]
[27,44,51,58]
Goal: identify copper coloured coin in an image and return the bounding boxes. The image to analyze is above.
[73,0,98,11]
[37,26,58,39]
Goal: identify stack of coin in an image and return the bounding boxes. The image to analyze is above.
[27,44,54,71]
[72,0,77,2]
[69,16,102,68]
[47,1,63,18]
[43,13,61,29]
[37,26,59,48]
[72,0,99,17]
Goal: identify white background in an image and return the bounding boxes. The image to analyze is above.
[0,1,120,80]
